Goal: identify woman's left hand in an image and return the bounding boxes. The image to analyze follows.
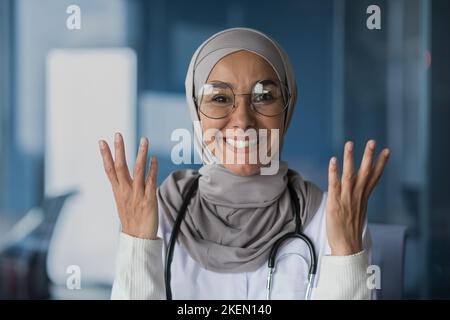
[326,140,390,256]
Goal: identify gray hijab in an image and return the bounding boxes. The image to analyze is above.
[158,27,323,273]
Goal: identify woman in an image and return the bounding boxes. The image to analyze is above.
[99,28,390,299]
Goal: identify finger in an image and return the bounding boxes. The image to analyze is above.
[98,140,118,188]
[114,132,132,185]
[145,155,158,199]
[341,141,355,198]
[133,137,149,195]
[328,156,341,200]
[365,148,390,198]
[355,140,376,190]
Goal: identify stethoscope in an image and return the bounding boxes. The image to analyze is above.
[164,176,317,300]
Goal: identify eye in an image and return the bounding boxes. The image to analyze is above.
[253,92,274,103]
[212,95,231,104]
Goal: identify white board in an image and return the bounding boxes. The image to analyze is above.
[45,48,136,287]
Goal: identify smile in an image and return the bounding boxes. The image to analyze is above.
[225,137,258,149]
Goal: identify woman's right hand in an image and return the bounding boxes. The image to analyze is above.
[98,132,159,240]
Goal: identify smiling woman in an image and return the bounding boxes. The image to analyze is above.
[98,27,390,300]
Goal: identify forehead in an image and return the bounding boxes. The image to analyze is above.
[207,50,279,89]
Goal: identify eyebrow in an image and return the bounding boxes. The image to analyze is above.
[206,79,278,90]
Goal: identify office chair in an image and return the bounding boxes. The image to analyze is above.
[0,192,76,299]
[369,223,408,299]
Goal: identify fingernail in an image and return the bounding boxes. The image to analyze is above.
[115,132,121,143]
[331,157,337,165]
[140,137,146,147]
[369,140,376,149]
[98,140,105,149]
[347,141,354,151]
[385,149,391,157]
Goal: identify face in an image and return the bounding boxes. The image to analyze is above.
[198,50,285,176]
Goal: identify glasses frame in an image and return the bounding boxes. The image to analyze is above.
[193,79,291,120]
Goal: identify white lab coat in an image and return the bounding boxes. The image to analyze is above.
[111,192,373,300]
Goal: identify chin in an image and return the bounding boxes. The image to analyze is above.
[223,163,261,177]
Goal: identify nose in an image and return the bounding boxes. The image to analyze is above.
[229,95,256,130]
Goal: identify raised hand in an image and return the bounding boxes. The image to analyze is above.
[326,140,390,256]
[98,132,159,240]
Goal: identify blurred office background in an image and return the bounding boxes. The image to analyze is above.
[0,0,449,299]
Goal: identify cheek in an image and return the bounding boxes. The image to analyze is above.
[256,116,284,133]
[256,117,284,153]
[200,117,228,141]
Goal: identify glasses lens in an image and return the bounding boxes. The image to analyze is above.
[197,82,234,119]
[251,80,289,116]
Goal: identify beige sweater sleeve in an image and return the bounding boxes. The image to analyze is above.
[313,250,371,300]
[111,233,372,300]
[111,233,166,300]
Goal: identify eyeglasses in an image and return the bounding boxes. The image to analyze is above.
[194,79,290,119]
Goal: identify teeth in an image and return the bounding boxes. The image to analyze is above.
[225,138,258,149]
